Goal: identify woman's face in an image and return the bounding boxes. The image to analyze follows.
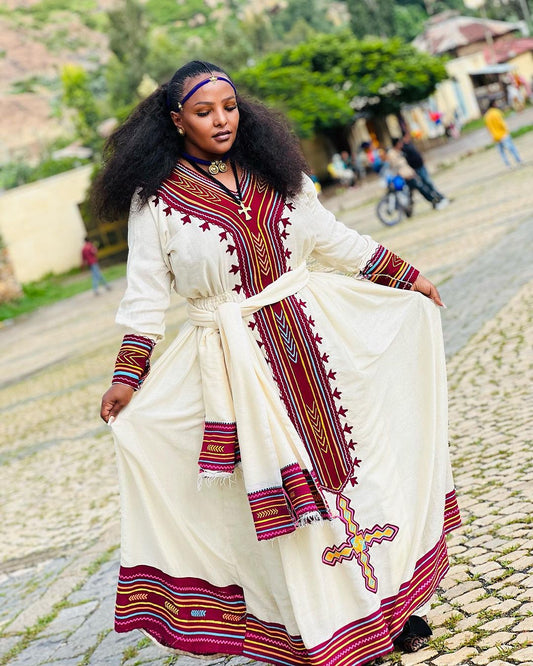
[171,73,239,161]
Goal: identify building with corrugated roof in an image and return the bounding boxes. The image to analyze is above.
[406,10,531,136]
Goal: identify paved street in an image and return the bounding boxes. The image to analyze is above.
[0,125,532,666]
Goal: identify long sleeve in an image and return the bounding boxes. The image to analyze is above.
[111,334,156,389]
[115,195,173,339]
[302,175,378,273]
[302,176,419,289]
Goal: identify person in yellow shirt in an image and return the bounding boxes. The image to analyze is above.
[484,100,522,168]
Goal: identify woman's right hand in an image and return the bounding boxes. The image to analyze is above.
[100,384,134,423]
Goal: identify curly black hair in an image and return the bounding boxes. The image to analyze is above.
[91,60,309,221]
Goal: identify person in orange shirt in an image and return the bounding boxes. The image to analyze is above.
[483,100,522,168]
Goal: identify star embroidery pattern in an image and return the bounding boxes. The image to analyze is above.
[322,494,399,593]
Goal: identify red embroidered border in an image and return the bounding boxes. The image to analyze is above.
[361,245,419,290]
[115,521,455,666]
[247,486,297,540]
[112,334,155,389]
[443,488,462,534]
[198,421,239,474]
[281,463,331,522]
[254,297,356,493]
[115,572,246,655]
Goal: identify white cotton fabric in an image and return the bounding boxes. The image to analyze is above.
[110,174,455,650]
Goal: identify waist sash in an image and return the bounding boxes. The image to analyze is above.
[187,264,331,541]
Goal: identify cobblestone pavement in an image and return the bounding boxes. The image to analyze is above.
[0,130,532,665]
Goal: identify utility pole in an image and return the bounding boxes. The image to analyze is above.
[517,0,531,25]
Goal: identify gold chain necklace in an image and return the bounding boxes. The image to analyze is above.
[184,159,252,220]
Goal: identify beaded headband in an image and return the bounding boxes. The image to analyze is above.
[175,74,237,111]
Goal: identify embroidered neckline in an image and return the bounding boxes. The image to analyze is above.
[175,161,245,198]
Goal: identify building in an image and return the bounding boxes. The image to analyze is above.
[410,10,529,134]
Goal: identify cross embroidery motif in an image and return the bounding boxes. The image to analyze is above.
[322,494,399,593]
[237,201,252,220]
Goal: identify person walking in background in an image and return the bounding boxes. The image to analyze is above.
[401,134,449,206]
[92,60,460,665]
[484,100,522,169]
[81,237,110,295]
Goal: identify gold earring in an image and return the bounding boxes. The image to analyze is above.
[177,127,185,136]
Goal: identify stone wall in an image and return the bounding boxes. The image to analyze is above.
[0,245,22,303]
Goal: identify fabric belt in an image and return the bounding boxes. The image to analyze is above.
[187,262,310,325]
[187,264,330,541]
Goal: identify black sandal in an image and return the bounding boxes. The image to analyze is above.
[393,615,432,653]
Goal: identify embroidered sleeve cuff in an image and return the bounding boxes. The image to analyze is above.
[112,334,156,390]
[360,245,419,290]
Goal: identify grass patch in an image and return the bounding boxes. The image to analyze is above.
[460,108,533,137]
[0,263,126,322]
[461,116,488,134]
[0,600,69,666]
[511,123,533,138]
[78,628,111,666]
[83,545,118,578]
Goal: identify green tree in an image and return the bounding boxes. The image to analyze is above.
[240,11,277,57]
[201,19,257,73]
[106,0,148,108]
[394,3,427,40]
[271,0,337,37]
[344,0,397,38]
[60,63,99,144]
[485,0,531,23]
[236,33,447,137]
[145,30,189,83]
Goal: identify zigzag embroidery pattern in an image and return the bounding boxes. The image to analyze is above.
[361,245,419,289]
[113,335,155,388]
[274,310,298,363]
[322,494,399,593]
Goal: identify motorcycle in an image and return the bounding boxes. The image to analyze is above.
[376,173,414,226]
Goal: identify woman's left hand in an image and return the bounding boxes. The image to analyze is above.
[411,274,445,307]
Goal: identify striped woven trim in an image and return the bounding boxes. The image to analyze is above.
[443,488,461,534]
[282,463,331,522]
[115,520,457,665]
[247,486,297,541]
[112,334,156,390]
[198,422,239,474]
[361,245,419,290]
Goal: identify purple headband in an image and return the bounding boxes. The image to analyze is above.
[176,74,237,111]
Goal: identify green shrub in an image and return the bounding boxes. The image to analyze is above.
[23,0,97,23]
[10,75,58,94]
[0,156,91,191]
[145,0,207,25]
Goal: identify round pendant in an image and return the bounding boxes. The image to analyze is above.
[218,162,228,173]
[208,163,220,175]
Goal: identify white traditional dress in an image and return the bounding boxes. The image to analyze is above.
[110,164,460,666]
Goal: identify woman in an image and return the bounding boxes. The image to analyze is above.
[94,60,460,665]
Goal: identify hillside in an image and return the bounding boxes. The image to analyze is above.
[0,0,229,161]
[0,1,114,161]
[1,0,472,166]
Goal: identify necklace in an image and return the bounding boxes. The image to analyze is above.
[181,151,228,175]
[184,158,252,221]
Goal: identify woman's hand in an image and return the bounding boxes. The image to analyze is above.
[411,274,445,307]
[100,384,134,423]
